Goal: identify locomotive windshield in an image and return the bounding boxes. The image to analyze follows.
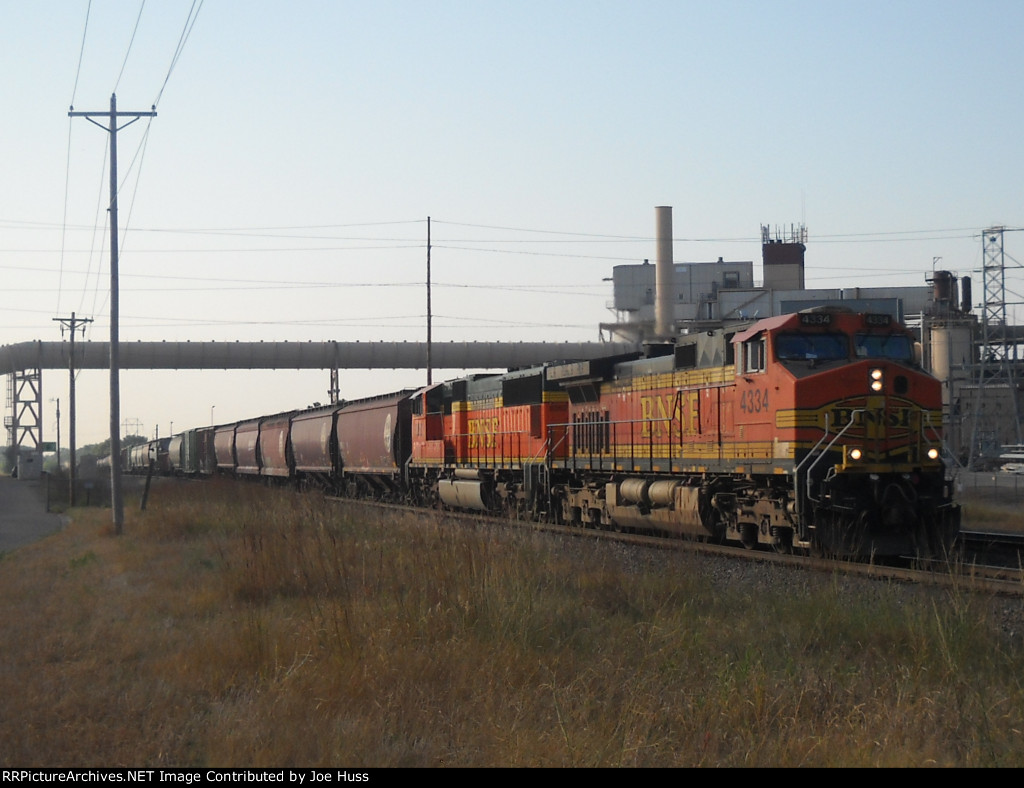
[854,332,914,361]
[774,333,848,362]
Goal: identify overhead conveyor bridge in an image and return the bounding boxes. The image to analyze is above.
[0,340,637,374]
[2,340,639,455]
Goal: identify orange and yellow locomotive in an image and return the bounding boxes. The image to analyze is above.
[409,307,960,557]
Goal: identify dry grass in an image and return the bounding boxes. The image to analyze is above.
[1,479,1022,767]
[960,494,1024,532]
[958,473,1024,532]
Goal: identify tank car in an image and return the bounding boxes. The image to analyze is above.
[120,437,172,475]
[168,433,186,475]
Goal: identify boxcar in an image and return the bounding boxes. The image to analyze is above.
[196,427,218,475]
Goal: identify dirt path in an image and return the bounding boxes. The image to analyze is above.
[0,475,68,552]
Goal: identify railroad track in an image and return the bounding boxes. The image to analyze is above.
[328,496,1024,598]
[960,528,1024,557]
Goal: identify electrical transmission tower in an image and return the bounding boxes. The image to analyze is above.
[969,226,1022,467]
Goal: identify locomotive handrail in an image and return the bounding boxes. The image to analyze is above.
[919,408,944,448]
[921,409,963,476]
[672,389,684,452]
[561,413,606,470]
[549,416,671,473]
[797,408,866,512]
[792,411,832,523]
[794,412,833,476]
[919,408,935,463]
[534,429,566,466]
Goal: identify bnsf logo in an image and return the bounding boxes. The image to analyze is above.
[468,417,500,448]
[639,393,700,438]
[830,406,914,431]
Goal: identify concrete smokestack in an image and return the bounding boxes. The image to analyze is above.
[655,206,674,338]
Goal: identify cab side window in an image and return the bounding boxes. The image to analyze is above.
[743,337,766,373]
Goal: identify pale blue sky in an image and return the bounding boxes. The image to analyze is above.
[1,1,1021,445]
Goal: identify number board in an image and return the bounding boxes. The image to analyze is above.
[798,313,832,326]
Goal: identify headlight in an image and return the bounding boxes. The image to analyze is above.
[869,368,884,392]
[927,448,940,460]
[849,448,863,461]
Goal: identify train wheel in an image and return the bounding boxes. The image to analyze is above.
[739,523,758,550]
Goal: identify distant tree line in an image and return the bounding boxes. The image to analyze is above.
[77,434,149,463]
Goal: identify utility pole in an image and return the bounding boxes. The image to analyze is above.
[53,312,92,505]
[69,94,156,534]
[53,398,60,474]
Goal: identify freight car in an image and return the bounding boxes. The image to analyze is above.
[126,308,959,559]
[122,437,170,475]
[274,390,415,496]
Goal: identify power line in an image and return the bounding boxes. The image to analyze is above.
[114,0,147,93]
[68,0,92,106]
[61,0,95,321]
[0,261,613,293]
[152,0,204,108]
[61,0,203,323]
[4,214,1018,247]
[0,218,425,232]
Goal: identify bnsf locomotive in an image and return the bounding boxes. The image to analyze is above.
[129,308,960,558]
